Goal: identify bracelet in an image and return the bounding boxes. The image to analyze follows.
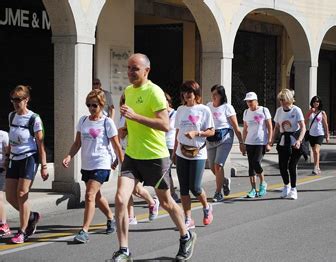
[42,164,47,169]
[239,141,244,144]
[198,131,202,137]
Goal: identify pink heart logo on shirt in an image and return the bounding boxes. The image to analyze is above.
[188,115,199,125]
[316,117,322,122]
[254,114,264,124]
[89,128,101,138]
[213,112,222,119]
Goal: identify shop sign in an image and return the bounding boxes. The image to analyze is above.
[0,7,50,30]
[110,47,132,94]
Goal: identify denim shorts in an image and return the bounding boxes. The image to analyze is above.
[81,169,111,184]
[6,154,39,180]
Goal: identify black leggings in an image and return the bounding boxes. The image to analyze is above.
[246,145,265,176]
[277,146,301,188]
[176,156,205,196]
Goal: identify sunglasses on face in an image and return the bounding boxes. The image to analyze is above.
[11,97,26,103]
[92,82,100,85]
[86,103,99,108]
[313,100,320,103]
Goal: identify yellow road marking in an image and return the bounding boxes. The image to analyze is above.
[0,175,324,252]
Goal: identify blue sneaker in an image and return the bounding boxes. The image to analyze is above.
[258,182,267,197]
[74,229,89,243]
[246,188,257,198]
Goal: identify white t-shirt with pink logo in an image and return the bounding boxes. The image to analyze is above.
[174,104,214,160]
[77,115,118,170]
[309,111,325,136]
[206,102,236,129]
[243,106,272,145]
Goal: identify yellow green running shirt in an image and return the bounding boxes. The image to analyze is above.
[124,81,169,159]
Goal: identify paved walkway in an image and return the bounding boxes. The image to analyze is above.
[5,138,336,220]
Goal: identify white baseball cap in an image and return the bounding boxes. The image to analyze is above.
[243,92,258,101]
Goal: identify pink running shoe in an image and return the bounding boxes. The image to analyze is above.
[0,223,11,237]
[11,230,28,244]
[185,218,195,230]
[149,196,160,221]
[203,204,213,225]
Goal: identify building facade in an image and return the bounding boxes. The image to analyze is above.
[1,0,335,203]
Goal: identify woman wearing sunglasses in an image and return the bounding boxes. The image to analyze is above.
[6,85,48,244]
[62,89,123,243]
[305,96,330,175]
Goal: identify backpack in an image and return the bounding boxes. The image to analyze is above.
[9,111,40,157]
[9,111,38,137]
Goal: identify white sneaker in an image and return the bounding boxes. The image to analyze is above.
[129,216,138,225]
[288,188,298,200]
[280,185,291,198]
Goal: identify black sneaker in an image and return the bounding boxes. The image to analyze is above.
[175,231,197,261]
[26,212,41,236]
[223,178,231,196]
[106,219,116,234]
[112,250,133,262]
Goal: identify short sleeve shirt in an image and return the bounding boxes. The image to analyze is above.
[124,81,169,159]
[243,106,272,145]
[0,130,9,167]
[175,104,214,160]
[274,105,304,146]
[8,110,43,160]
[206,102,236,129]
[77,115,117,170]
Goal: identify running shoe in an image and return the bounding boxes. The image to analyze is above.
[203,204,213,225]
[171,192,180,203]
[74,229,89,243]
[288,188,298,200]
[280,185,291,198]
[112,250,133,262]
[312,167,321,175]
[212,192,224,202]
[175,231,197,261]
[26,211,41,236]
[148,196,160,221]
[0,223,11,237]
[185,218,195,230]
[11,230,28,244]
[223,177,231,196]
[246,188,257,198]
[258,182,267,197]
[106,219,116,234]
[129,216,138,225]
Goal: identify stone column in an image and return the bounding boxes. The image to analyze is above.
[52,35,94,206]
[293,60,311,112]
[201,52,223,103]
[222,54,233,104]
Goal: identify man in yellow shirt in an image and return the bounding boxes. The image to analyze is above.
[112,53,196,262]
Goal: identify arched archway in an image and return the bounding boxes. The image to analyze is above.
[42,0,106,200]
[228,5,313,114]
[316,25,336,134]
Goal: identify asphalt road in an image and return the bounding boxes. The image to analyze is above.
[1,167,336,262]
